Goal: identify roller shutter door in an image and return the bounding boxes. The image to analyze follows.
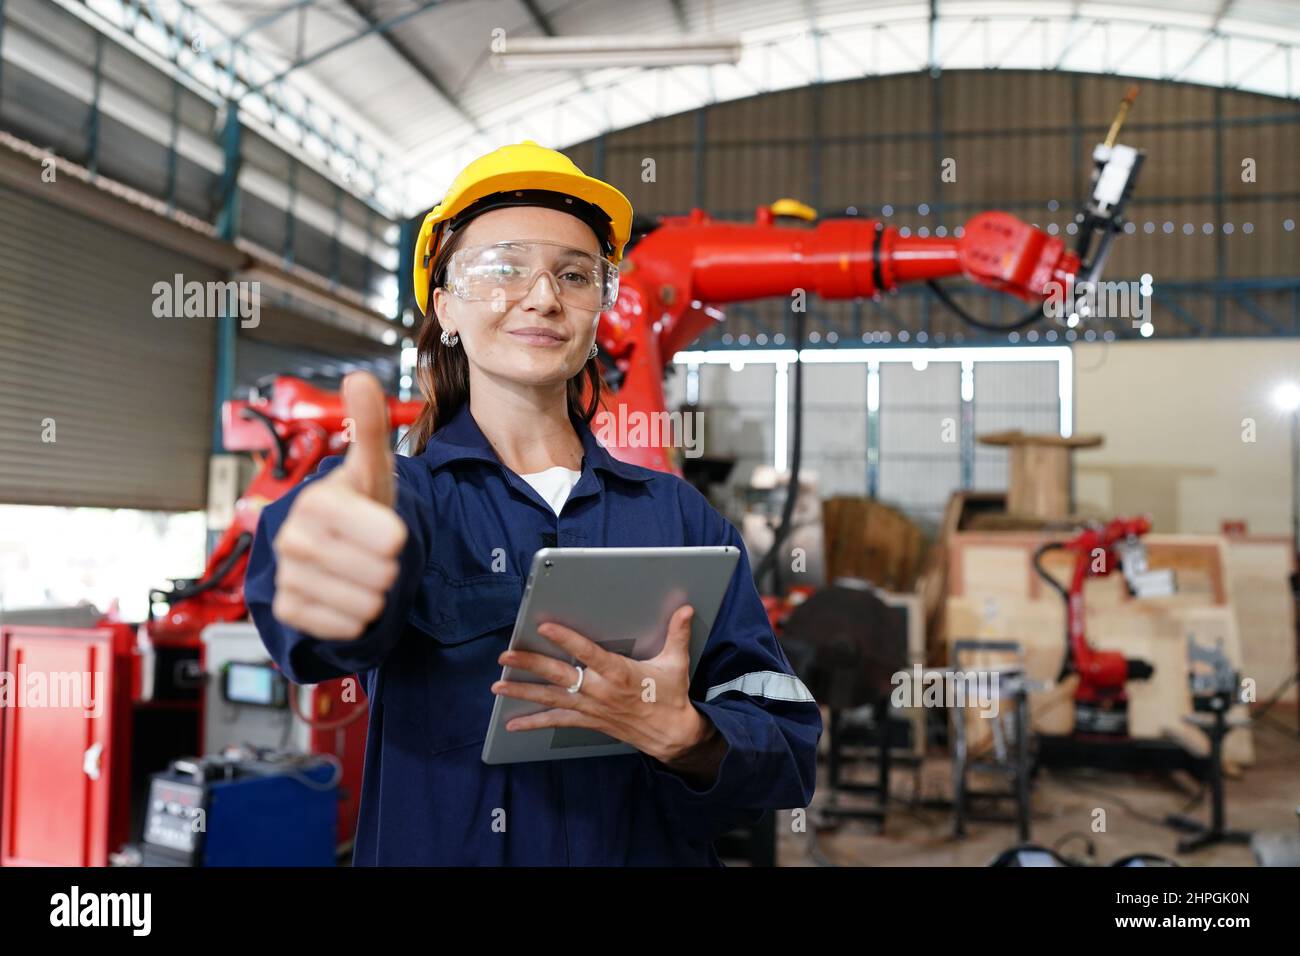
[0,183,218,510]
[234,305,399,394]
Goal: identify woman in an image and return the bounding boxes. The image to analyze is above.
[244,140,821,866]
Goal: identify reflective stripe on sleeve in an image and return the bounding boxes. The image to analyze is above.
[704,670,815,703]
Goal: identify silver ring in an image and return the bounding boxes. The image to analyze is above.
[566,665,585,694]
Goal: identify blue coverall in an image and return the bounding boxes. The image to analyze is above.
[244,400,822,865]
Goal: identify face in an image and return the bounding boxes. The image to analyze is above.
[431,205,603,389]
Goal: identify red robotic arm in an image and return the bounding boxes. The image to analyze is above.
[596,207,1082,471]
[1034,516,1159,736]
[595,88,1143,472]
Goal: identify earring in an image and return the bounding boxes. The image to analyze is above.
[588,342,599,360]
[440,329,459,347]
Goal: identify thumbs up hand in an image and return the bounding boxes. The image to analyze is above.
[271,372,409,641]
[337,371,397,507]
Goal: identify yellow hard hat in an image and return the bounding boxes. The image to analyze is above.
[412,140,633,316]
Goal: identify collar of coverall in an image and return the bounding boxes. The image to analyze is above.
[420,400,652,484]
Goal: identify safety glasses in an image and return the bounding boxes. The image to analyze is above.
[443,240,619,312]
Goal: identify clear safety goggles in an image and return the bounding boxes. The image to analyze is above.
[443,240,619,312]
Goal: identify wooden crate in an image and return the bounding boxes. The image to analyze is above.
[881,590,929,761]
[947,531,1228,606]
[915,492,1009,665]
[822,497,926,592]
[1224,536,1298,706]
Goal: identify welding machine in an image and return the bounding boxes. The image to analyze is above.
[199,623,368,850]
[140,747,339,866]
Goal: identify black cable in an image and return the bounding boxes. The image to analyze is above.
[1033,542,1074,681]
[1249,671,1298,723]
[1255,710,1300,738]
[751,306,804,594]
[1050,771,1206,827]
[149,532,253,608]
[804,820,840,867]
[1052,830,1097,863]
[926,279,1046,333]
[239,405,290,480]
[871,220,886,294]
[1173,785,1208,816]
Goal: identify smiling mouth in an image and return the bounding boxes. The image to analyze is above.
[508,329,569,344]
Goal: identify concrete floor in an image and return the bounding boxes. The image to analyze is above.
[777,710,1300,867]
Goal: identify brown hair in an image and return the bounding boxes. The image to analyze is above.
[401,222,604,457]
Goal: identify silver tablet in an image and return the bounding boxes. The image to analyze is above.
[481,546,741,765]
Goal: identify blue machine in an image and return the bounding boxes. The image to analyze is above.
[141,748,339,866]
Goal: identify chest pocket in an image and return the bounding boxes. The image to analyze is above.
[409,565,524,754]
[412,565,522,643]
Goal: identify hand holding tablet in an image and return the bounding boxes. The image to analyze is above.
[491,603,708,766]
[483,546,740,764]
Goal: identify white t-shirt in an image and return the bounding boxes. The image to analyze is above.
[519,465,582,516]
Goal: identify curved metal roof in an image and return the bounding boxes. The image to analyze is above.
[64,1,1300,214]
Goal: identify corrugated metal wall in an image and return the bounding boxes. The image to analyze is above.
[235,306,399,393]
[878,363,963,525]
[973,362,1063,489]
[570,70,1300,341]
[693,363,775,503]
[669,357,1061,525]
[0,184,217,510]
[794,363,869,497]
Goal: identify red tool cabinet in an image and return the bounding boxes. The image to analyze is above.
[0,624,135,866]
